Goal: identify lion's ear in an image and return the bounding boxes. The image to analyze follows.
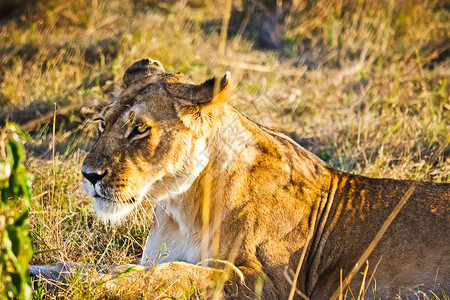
[189,72,230,105]
[171,72,230,136]
[123,58,165,87]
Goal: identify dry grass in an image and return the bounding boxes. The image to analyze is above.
[0,0,448,298]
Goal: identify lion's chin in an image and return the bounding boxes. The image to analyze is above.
[92,197,139,225]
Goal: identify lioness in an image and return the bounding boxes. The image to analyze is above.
[32,58,449,299]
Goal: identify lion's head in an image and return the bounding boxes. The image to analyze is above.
[81,58,229,223]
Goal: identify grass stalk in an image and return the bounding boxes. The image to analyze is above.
[52,102,57,208]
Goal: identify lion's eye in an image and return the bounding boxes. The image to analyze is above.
[95,119,106,133]
[137,124,147,133]
[129,124,150,139]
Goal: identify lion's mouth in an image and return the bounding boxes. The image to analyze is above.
[94,196,137,204]
[124,197,136,204]
[92,195,140,224]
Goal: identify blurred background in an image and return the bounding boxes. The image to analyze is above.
[0,0,448,297]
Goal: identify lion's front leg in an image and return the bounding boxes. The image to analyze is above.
[98,261,227,299]
[30,261,227,298]
[29,261,109,290]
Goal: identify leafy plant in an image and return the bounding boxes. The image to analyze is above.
[0,123,33,299]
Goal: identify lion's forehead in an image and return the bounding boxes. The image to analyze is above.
[100,72,193,121]
[102,90,178,124]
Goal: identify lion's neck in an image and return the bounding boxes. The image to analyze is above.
[154,107,259,240]
[206,106,258,171]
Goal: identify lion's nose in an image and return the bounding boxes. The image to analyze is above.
[82,169,107,185]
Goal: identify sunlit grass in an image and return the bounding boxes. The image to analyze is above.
[0,0,448,298]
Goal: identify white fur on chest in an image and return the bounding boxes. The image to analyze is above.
[141,206,203,266]
[140,138,209,266]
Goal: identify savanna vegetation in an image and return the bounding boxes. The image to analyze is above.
[0,0,448,298]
